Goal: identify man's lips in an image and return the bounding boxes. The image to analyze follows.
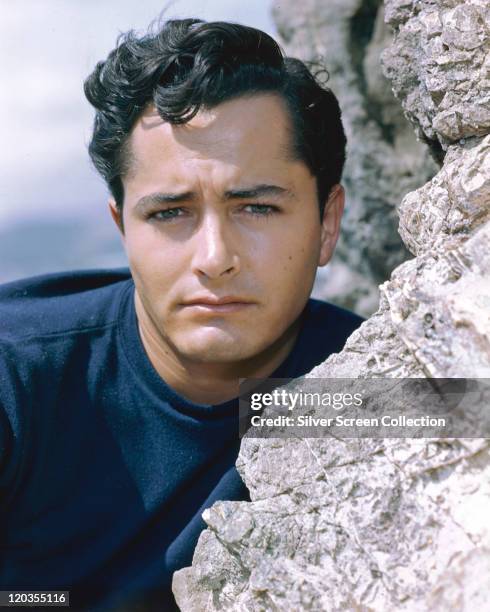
[183,296,254,305]
[179,296,256,313]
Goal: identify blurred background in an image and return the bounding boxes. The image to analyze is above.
[1,0,438,316]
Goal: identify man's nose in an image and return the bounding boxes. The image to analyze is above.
[190,213,240,280]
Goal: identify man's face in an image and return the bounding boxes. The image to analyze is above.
[112,94,343,365]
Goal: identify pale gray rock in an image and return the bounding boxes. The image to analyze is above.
[398,135,490,257]
[173,0,490,610]
[176,434,490,610]
[312,218,490,380]
[425,547,490,611]
[382,0,490,147]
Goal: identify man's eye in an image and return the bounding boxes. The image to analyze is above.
[149,208,186,221]
[242,204,278,217]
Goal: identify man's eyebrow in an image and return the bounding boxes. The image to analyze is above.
[135,192,196,210]
[224,185,293,200]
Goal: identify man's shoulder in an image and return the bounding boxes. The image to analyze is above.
[0,268,132,343]
[301,297,364,361]
[307,298,364,329]
[306,298,364,333]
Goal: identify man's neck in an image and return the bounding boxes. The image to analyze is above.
[135,293,303,405]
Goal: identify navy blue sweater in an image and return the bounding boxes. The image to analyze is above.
[0,269,363,611]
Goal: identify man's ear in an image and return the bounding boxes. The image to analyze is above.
[108,199,125,238]
[318,184,345,267]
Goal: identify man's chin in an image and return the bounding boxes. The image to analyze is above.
[173,333,260,364]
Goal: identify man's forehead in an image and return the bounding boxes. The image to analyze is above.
[129,95,294,162]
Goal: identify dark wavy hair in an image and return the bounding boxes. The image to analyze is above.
[84,19,346,218]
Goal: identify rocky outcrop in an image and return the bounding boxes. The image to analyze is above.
[382,0,490,148]
[173,1,490,609]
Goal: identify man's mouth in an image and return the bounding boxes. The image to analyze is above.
[180,296,256,313]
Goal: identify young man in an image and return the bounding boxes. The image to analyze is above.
[0,19,363,611]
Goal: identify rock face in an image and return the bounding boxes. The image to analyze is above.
[173,0,490,610]
[382,0,490,147]
[273,0,439,316]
